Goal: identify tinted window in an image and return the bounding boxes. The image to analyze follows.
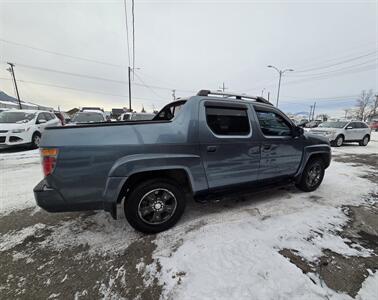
[319,121,348,128]
[43,113,52,121]
[349,122,359,129]
[72,113,105,123]
[206,107,250,136]
[359,122,368,128]
[255,109,292,136]
[37,113,46,122]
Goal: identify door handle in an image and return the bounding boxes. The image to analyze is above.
[207,146,217,152]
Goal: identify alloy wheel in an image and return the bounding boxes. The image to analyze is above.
[138,188,177,225]
[306,164,322,188]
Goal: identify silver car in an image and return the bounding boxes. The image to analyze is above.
[309,120,371,147]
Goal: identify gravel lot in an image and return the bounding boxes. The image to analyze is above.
[0,133,377,300]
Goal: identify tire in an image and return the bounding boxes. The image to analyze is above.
[31,132,41,149]
[332,135,344,147]
[295,158,325,192]
[359,135,369,146]
[124,179,186,234]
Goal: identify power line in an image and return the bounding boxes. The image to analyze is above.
[132,0,135,70]
[133,71,166,100]
[0,38,124,68]
[0,77,168,103]
[295,50,377,73]
[123,0,131,67]
[291,58,378,77]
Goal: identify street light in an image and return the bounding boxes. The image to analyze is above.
[267,65,294,108]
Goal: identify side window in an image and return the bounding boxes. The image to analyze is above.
[360,122,368,128]
[205,106,250,136]
[36,113,45,122]
[255,109,292,136]
[43,113,52,121]
[349,122,358,129]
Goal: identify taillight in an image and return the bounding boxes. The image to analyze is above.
[40,148,59,177]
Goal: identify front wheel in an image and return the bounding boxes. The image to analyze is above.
[332,135,344,147]
[359,135,369,146]
[31,132,41,149]
[124,179,186,234]
[296,159,325,192]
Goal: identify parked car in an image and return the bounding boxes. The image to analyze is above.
[0,110,61,148]
[297,119,309,127]
[34,90,331,233]
[309,120,371,147]
[368,120,378,132]
[119,112,156,121]
[305,120,322,128]
[69,111,106,124]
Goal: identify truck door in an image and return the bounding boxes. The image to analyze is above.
[199,100,261,190]
[252,105,303,179]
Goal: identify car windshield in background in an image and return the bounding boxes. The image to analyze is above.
[0,111,35,123]
[72,113,104,123]
[318,121,348,128]
[132,114,155,121]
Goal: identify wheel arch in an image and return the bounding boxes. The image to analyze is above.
[294,145,331,183]
[117,168,194,204]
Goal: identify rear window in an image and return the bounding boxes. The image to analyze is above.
[206,107,250,136]
[72,113,105,123]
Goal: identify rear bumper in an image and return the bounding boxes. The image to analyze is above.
[33,179,102,212]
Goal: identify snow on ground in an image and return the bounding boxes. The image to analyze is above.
[0,135,377,299]
[0,149,42,214]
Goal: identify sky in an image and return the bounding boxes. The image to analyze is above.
[0,0,377,117]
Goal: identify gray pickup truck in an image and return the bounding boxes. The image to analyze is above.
[34,90,331,233]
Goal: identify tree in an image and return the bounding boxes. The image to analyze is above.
[141,105,146,113]
[355,90,373,121]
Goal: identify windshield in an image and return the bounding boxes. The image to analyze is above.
[0,111,35,123]
[318,121,348,128]
[131,113,155,121]
[72,113,104,123]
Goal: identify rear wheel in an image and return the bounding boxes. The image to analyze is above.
[31,132,41,149]
[332,135,344,147]
[124,179,186,234]
[359,135,369,146]
[296,158,325,192]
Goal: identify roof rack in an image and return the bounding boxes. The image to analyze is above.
[196,90,272,105]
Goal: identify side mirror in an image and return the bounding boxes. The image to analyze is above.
[38,119,47,124]
[293,126,304,137]
[346,126,353,130]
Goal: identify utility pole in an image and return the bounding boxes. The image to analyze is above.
[6,62,22,109]
[309,105,313,121]
[128,66,132,112]
[172,89,176,101]
[312,101,316,120]
[267,92,270,101]
[267,65,294,108]
[219,82,228,93]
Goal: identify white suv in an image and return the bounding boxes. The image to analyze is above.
[0,110,61,149]
[309,120,371,147]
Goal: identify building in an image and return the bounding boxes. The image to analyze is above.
[0,91,53,111]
